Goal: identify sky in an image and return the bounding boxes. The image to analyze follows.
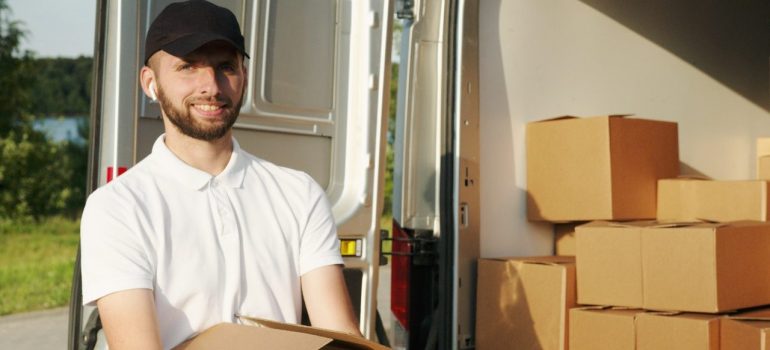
[7,0,96,58]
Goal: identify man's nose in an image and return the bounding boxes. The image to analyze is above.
[196,66,221,96]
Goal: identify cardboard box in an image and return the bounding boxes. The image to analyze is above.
[721,307,770,350]
[476,256,576,350]
[575,221,655,308]
[636,312,720,350]
[554,222,585,256]
[173,317,389,350]
[759,157,770,181]
[569,307,645,350]
[657,178,770,222]
[526,115,679,222]
[757,138,770,180]
[642,221,770,312]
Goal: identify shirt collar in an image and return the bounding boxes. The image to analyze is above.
[150,135,247,190]
[217,138,247,189]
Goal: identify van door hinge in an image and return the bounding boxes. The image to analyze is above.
[381,233,437,266]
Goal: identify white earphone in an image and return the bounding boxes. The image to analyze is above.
[149,81,158,101]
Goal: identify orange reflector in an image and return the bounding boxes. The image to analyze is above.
[340,239,362,257]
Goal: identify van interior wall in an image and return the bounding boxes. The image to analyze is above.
[477,0,770,257]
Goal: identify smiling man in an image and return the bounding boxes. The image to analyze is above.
[79,1,361,349]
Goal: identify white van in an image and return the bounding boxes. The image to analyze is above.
[68,0,770,349]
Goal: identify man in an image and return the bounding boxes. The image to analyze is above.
[79,1,361,349]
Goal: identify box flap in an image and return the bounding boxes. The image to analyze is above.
[532,114,635,124]
[531,115,578,123]
[238,316,390,350]
[648,221,714,229]
[573,305,642,312]
[574,305,612,311]
[482,255,575,266]
[728,307,770,322]
[576,220,658,229]
[716,220,770,228]
[647,221,727,229]
[671,175,712,180]
[647,311,683,317]
[728,316,770,322]
[173,323,333,350]
[605,220,660,228]
[597,114,634,118]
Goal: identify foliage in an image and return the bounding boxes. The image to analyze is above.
[0,0,35,132]
[0,1,90,220]
[380,22,402,222]
[0,216,79,315]
[382,63,398,217]
[63,116,89,212]
[30,57,92,116]
[0,126,81,219]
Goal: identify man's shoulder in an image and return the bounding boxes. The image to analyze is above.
[239,150,317,186]
[84,157,158,206]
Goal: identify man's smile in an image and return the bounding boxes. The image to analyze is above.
[192,103,223,112]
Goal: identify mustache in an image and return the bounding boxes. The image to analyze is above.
[185,95,232,106]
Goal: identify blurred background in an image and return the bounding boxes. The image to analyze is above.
[0,0,95,320]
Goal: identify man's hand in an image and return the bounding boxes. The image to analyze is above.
[301,264,363,337]
[97,289,163,350]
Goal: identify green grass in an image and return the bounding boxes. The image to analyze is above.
[0,215,389,316]
[0,217,79,316]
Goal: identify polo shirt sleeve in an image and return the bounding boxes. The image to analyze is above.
[298,178,344,276]
[80,187,154,306]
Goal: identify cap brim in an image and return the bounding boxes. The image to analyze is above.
[161,32,250,60]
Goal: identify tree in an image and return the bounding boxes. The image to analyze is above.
[0,127,76,219]
[30,57,92,116]
[0,1,85,220]
[0,0,34,133]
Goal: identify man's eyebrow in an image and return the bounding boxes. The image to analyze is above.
[176,57,197,65]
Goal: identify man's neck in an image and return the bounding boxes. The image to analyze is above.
[163,127,233,176]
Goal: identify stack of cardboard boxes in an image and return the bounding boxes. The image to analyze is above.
[476,115,770,349]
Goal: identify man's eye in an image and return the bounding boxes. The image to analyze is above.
[177,64,193,71]
[219,63,236,72]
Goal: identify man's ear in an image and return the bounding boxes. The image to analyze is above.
[139,66,157,102]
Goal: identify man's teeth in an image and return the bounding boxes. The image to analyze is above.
[195,104,221,111]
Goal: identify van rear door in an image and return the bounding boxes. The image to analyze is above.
[390,0,479,349]
[69,0,394,348]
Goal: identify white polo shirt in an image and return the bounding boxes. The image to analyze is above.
[80,135,343,349]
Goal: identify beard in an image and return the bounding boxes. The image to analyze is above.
[156,84,242,141]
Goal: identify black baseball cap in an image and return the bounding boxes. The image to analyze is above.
[144,0,249,64]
